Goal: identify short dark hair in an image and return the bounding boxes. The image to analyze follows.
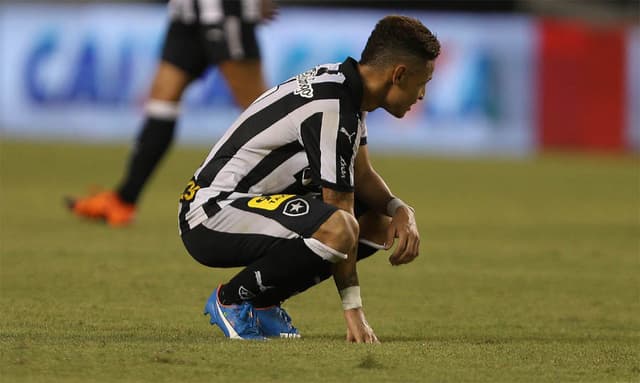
[360,15,441,67]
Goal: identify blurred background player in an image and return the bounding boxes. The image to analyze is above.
[66,0,278,226]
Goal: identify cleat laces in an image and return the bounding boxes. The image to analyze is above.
[236,302,262,338]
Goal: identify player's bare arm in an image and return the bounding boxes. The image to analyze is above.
[323,188,359,290]
[354,145,420,266]
[321,187,379,344]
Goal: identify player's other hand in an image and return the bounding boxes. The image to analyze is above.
[260,0,278,21]
[385,206,420,266]
[344,308,379,344]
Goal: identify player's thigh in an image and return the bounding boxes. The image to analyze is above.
[182,195,338,267]
[218,60,268,108]
[181,225,279,268]
[228,195,337,238]
[148,62,194,101]
[199,19,266,108]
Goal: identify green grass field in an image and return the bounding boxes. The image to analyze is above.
[1,139,638,382]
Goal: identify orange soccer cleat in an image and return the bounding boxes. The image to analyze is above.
[65,191,136,227]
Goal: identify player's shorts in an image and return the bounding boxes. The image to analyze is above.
[181,195,339,268]
[161,0,262,78]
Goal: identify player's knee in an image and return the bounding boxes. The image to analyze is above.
[145,100,181,120]
[335,210,359,251]
[313,210,359,254]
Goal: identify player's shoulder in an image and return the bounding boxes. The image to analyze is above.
[312,62,348,84]
[289,64,349,103]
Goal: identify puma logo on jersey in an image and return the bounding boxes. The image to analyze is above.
[339,127,357,143]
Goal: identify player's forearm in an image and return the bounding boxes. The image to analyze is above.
[355,166,395,215]
[331,255,359,290]
[321,188,362,305]
[333,255,364,313]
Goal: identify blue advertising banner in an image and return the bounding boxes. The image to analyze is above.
[0,4,537,154]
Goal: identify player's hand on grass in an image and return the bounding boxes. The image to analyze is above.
[385,205,420,266]
[344,308,379,344]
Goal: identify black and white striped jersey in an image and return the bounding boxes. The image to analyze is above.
[179,56,368,233]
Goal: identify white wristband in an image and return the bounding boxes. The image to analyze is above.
[339,286,362,310]
[386,198,413,216]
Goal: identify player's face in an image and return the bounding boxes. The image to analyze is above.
[383,59,435,118]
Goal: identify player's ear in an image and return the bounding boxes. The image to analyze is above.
[391,65,407,85]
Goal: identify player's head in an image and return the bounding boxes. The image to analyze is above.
[360,15,440,117]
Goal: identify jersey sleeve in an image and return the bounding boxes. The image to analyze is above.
[359,112,368,146]
[299,103,360,192]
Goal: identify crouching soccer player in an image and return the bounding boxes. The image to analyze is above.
[179,15,440,342]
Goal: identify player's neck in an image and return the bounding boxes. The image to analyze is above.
[358,64,392,112]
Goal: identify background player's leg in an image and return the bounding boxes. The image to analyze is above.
[116,61,193,204]
[67,19,205,226]
[67,62,193,226]
[218,59,268,108]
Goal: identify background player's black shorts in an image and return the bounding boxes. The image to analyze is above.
[161,18,261,78]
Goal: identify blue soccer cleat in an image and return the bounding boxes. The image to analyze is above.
[255,305,301,338]
[203,286,266,340]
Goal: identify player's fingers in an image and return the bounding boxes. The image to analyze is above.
[412,235,421,257]
[366,332,377,344]
[398,234,420,265]
[399,238,419,265]
[364,327,379,344]
[407,246,420,262]
[401,237,419,263]
[389,235,408,265]
[398,230,419,262]
[349,326,365,343]
[412,238,421,260]
[359,333,371,344]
